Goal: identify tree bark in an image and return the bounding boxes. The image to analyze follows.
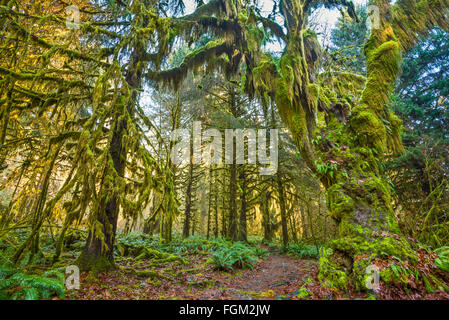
[183,135,194,238]
[207,167,212,239]
[76,112,127,273]
[76,18,147,272]
[262,190,272,242]
[277,177,288,249]
[238,167,248,242]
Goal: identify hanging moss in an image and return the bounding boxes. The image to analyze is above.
[146,41,233,91]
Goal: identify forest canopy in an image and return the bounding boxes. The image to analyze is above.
[0,0,448,301]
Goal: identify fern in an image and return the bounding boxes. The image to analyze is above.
[0,267,65,300]
[287,243,321,259]
[207,241,265,270]
[434,246,449,273]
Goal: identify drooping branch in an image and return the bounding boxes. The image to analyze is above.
[258,16,287,42]
[391,0,449,51]
[304,0,358,21]
[146,41,234,90]
[175,0,225,21]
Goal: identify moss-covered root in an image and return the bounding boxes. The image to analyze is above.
[75,249,117,275]
[134,247,189,265]
[121,267,171,280]
[318,232,418,291]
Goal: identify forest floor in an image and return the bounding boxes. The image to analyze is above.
[2,231,448,300]
[66,245,372,300]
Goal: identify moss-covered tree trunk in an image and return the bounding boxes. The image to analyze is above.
[76,25,147,273]
[313,0,449,290]
[182,135,194,238]
[12,142,63,264]
[214,179,219,238]
[264,0,449,290]
[221,176,227,237]
[141,0,449,290]
[277,177,289,249]
[238,167,248,242]
[300,206,309,239]
[261,190,273,243]
[76,117,126,273]
[207,167,213,239]
[228,160,238,240]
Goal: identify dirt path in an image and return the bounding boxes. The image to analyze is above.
[212,249,319,299]
[67,244,449,300]
[184,246,319,300]
[69,247,319,300]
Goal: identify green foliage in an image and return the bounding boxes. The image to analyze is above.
[314,159,338,180]
[116,234,268,271]
[207,240,267,271]
[386,28,449,248]
[434,246,449,273]
[116,232,156,250]
[287,243,321,259]
[0,265,65,300]
[330,4,369,74]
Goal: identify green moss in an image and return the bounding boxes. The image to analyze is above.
[135,269,169,279]
[350,106,387,153]
[279,53,296,102]
[352,255,375,291]
[379,267,395,284]
[327,183,355,221]
[75,252,116,275]
[318,249,350,290]
[318,231,419,291]
[307,83,320,110]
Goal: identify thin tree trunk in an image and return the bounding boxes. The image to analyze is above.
[228,162,237,240]
[300,206,309,240]
[262,190,272,242]
[183,135,194,238]
[214,175,219,238]
[289,207,298,243]
[221,173,227,237]
[13,142,62,264]
[163,91,181,243]
[239,167,247,242]
[277,177,288,249]
[206,167,212,239]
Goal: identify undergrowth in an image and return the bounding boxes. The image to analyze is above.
[0,254,65,300]
[286,243,322,259]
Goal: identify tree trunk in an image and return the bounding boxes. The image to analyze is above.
[221,177,227,237]
[214,176,219,238]
[163,91,181,243]
[300,206,309,240]
[13,142,62,264]
[183,135,194,238]
[277,177,288,249]
[289,207,298,244]
[238,167,247,242]
[228,160,238,240]
[76,108,127,273]
[262,190,272,242]
[76,21,147,273]
[207,167,212,239]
